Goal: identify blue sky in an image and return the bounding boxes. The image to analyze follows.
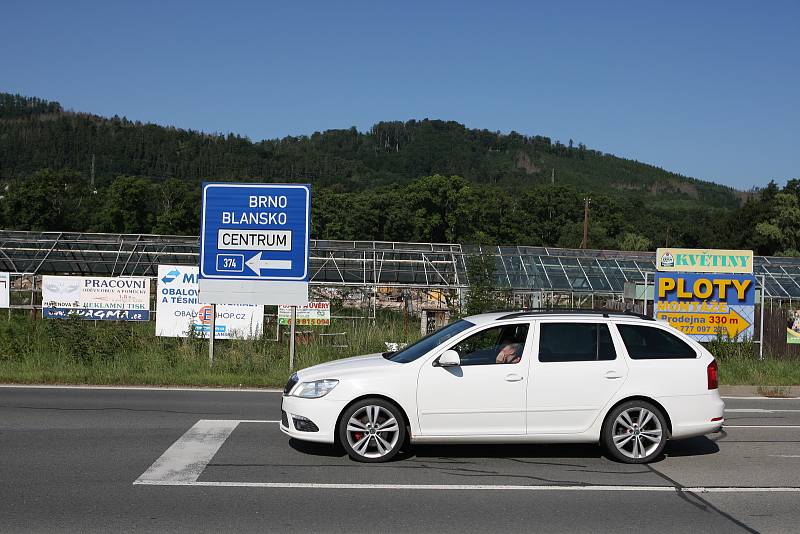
[1,1,797,190]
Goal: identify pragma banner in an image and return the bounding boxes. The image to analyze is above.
[155,265,263,338]
[42,275,150,321]
[654,273,756,341]
[656,248,753,274]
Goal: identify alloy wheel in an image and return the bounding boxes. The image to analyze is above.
[611,407,663,460]
[345,405,401,459]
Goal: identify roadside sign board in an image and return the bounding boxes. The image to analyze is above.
[278,302,330,326]
[41,275,150,321]
[198,183,310,305]
[653,272,756,341]
[155,265,264,338]
[656,248,753,274]
[0,272,9,308]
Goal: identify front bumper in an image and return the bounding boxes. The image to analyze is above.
[279,394,347,444]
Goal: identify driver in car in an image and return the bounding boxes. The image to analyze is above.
[496,342,523,364]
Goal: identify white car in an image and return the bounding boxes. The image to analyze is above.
[280,310,724,463]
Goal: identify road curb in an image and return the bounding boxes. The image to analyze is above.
[720,385,800,398]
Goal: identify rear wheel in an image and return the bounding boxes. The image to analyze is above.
[602,400,667,464]
[338,398,406,463]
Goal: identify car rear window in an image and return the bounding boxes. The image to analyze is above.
[616,324,697,359]
[538,323,617,362]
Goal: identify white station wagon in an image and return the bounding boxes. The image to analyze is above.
[280,310,724,463]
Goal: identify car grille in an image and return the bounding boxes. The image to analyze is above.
[283,373,298,395]
[281,410,289,427]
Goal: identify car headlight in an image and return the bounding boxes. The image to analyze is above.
[293,379,339,398]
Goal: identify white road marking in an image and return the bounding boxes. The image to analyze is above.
[722,425,800,429]
[135,419,800,493]
[238,420,280,423]
[133,480,800,493]
[135,420,242,484]
[0,384,281,393]
[726,409,800,413]
[770,455,800,458]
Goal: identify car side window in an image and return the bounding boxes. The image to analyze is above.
[451,323,529,366]
[538,323,617,362]
[616,324,697,359]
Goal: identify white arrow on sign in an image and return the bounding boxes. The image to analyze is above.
[245,252,293,275]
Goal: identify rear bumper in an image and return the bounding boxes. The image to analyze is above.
[279,394,345,444]
[662,393,725,439]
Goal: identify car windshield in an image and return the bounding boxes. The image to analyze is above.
[386,319,475,363]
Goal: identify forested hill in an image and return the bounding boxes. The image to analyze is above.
[0,93,740,208]
[0,93,795,255]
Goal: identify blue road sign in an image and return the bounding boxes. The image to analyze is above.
[199,183,310,282]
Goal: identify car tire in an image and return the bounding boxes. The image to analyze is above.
[602,400,668,464]
[338,398,406,463]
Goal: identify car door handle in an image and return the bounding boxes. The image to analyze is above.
[605,371,623,379]
[505,374,524,382]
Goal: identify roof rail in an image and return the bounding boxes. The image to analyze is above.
[496,308,655,321]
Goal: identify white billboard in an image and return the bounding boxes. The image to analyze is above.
[0,272,9,308]
[42,275,150,321]
[278,302,331,326]
[156,265,263,339]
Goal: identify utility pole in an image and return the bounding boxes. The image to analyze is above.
[580,197,591,249]
[90,153,97,194]
[551,168,555,185]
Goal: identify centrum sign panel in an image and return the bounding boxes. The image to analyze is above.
[42,275,150,321]
[656,248,754,274]
[199,183,310,305]
[278,302,330,326]
[156,265,264,338]
[654,273,756,341]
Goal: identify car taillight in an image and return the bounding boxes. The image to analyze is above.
[707,360,719,390]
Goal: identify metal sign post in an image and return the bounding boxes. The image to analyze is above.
[209,303,216,367]
[759,274,765,360]
[289,306,297,371]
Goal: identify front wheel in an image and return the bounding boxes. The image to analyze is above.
[602,400,668,464]
[338,398,406,463]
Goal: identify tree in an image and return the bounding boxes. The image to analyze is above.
[754,192,800,256]
[94,176,156,233]
[1,169,92,231]
[617,232,652,251]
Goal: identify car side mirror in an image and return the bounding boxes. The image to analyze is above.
[437,349,461,367]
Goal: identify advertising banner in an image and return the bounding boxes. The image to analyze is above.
[156,265,263,338]
[0,272,9,308]
[278,302,330,326]
[42,275,150,321]
[788,310,800,344]
[656,248,754,274]
[653,273,756,341]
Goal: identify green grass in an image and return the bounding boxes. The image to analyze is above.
[705,338,800,386]
[0,313,420,387]
[0,314,798,387]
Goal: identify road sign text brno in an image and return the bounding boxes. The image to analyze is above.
[199,183,310,305]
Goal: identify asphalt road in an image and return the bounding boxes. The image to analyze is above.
[2,386,800,533]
